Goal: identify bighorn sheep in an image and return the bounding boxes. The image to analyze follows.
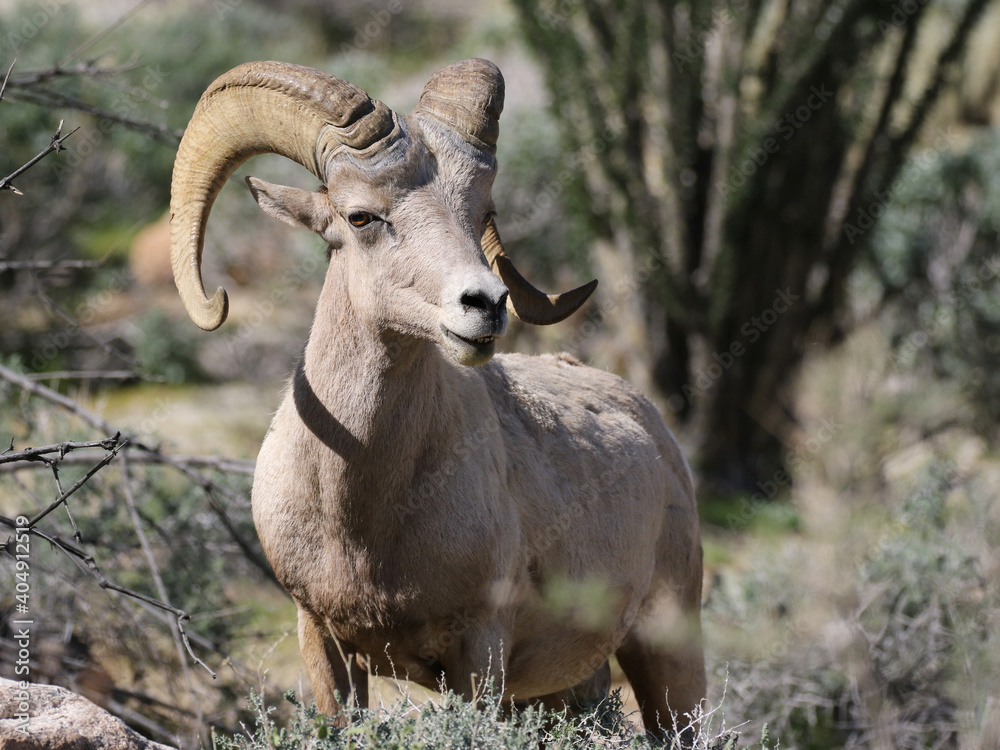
[169,59,705,736]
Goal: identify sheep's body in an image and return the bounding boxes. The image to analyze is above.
[252,270,703,712]
[170,58,705,736]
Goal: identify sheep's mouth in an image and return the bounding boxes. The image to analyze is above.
[440,326,498,365]
[441,326,497,348]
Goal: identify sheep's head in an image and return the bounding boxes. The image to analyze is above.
[169,59,596,366]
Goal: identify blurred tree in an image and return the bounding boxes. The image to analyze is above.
[511,0,997,490]
[868,129,1000,429]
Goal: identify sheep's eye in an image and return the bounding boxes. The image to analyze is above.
[349,211,376,228]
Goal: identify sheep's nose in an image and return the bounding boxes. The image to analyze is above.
[443,271,509,336]
[460,286,509,319]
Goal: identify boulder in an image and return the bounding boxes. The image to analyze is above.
[0,678,176,750]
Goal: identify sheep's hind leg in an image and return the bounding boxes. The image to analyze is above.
[297,605,368,724]
[615,621,705,741]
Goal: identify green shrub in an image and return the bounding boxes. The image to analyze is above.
[213,684,760,750]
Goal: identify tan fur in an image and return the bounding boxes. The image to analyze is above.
[182,61,705,737]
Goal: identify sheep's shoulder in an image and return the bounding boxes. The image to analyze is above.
[483,352,666,440]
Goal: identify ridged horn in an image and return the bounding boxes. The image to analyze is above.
[482,217,598,325]
[169,61,395,330]
[412,58,504,153]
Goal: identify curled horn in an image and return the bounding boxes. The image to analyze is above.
[414,58,597,325]
[482,217,598,325]
[413,57,503,153]
[169,61,395,330]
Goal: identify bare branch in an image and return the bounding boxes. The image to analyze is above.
[875,0,992,198]
[0,362,276,589]
[0,259,103,271]
[32,280,141,370]
[59,0,158,69]
[0,59,15,104]
[0,452,255,474]
[0,437,120,464]
[0,120,79,195]
[121,451,210,721]
[0,362,120,437]
[27,438,126,528]
[201,485,278,585]
[8,86,181,144]
[7,59,145,88]
[22,369,146,381]
[0,513,218,679]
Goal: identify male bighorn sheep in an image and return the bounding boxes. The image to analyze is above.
[169,59,705,736]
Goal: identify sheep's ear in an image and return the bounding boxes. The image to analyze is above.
[246,176,333,236]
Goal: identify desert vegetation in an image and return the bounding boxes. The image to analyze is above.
[2,1,1000,748]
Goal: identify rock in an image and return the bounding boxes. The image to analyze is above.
[0,678,177,750]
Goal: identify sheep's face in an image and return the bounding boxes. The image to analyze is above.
[247,119,509,367]
[170,60,594,346]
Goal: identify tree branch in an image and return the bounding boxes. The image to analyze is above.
[120,452,208,725]
[26,438,125,528]
[7,87,180,145]
[0,120,79,195]
[0,259,103,271]
[0,59,15,104]
[0,452,255,474]
[875,0,992,199]
[0,513,217,679]
[0,362,276,589]
[0,437,120,464]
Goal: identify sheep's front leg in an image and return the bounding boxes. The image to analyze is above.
[297,605,368,723]
[440,622,508,702]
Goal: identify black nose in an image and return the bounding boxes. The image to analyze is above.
[460,287,508,319]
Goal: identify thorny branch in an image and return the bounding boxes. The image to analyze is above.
[0,362,275,678]
[0,436,120,464]
[26,438,126,528]
[0,119,79,195]
[0,58,14,103]
[0,450,255,474]
[1,60,80,195]
[11,86,180,144]
[0,513,217,679]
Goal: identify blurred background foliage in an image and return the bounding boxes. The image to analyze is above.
[1,0,999,748]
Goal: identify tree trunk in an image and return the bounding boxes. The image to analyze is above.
[512,0,993,491]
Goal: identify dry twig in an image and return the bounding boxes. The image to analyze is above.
[0,119,79,195]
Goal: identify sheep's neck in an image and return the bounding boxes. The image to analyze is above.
[295,275,445,535]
